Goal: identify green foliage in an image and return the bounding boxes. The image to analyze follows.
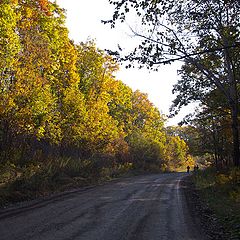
[164,135,194,171]
[128,133,163,170]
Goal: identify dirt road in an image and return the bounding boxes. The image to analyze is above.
[0,173,204,240]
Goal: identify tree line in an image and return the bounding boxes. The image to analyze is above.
[0,0,193,195]
[106,0,240,168]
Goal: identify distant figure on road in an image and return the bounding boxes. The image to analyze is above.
[187,166,190,173]
[193,165,199,172]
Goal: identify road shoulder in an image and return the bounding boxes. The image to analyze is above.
[181,175,229,240]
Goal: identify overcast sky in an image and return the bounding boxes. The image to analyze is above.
[55,0,194,125]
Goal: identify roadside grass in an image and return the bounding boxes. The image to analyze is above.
[0,156,173,207]
[192,167,240,239]
[0,157,133,207]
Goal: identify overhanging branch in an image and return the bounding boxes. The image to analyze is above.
[152,42,240,65]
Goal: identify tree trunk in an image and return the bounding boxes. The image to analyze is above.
[231,103,240,166]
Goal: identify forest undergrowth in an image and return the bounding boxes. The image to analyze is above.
[192,168,240,239]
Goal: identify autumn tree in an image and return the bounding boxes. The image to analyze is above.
[166,125,201,157]
[0,0,61,161]
[125,91,166,170]
[0,0,193,196]
[0,0,21,158]
[75,41,124,158]
[164,135,193,171]
[106,0,240,166]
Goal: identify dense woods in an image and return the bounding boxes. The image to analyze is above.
[106,1,240,235]
[0,0,238,237]
[0,0,193,201]
[107,0,240,168]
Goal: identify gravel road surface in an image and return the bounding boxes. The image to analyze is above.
[0,173,204,240]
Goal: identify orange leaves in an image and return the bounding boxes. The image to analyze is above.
[38,0,52,16]
[10,0,18,4]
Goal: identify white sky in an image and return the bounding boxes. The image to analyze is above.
[55,0,195,125]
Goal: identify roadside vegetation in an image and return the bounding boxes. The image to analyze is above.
[0,0,194,206]
[106,0,240,233]
[192,168,240,239]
